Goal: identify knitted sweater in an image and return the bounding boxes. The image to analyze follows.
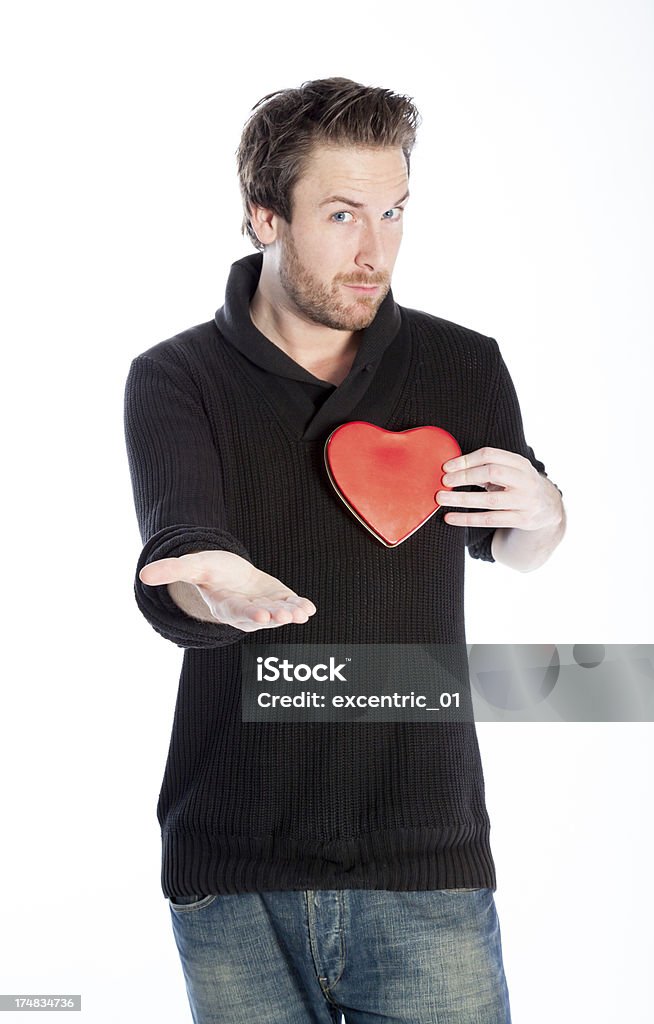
[124,253,553,899]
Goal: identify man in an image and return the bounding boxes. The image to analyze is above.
[124,77,565,1024]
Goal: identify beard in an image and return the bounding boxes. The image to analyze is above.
[278,230,391,332]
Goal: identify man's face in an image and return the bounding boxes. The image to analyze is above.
[271,144,409,332]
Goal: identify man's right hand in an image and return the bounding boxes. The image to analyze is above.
[139,551,317,632]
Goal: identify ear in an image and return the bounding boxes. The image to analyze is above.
[249,203,281,246]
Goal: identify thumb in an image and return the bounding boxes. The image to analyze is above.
[138,556,205,587]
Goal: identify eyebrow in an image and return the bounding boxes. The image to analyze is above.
[318,190,410,209]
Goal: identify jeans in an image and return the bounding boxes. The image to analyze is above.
[169,887,512,1023]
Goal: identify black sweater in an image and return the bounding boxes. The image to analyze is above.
[124,253,554,899]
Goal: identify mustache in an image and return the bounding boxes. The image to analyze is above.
[338,275,389,286]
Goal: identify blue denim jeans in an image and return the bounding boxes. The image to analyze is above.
[169,887,512,1023]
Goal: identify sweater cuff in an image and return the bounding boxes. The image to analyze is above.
[134,525,254,649]
[465,527,497,562]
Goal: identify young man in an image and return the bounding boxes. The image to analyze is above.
[124,77,565,1023]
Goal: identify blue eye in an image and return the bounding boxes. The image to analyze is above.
[383,208,402,220]
[331,211,354,223]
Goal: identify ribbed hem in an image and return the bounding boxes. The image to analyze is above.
[160,824,497,898]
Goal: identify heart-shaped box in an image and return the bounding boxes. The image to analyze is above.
[324,421,462,547]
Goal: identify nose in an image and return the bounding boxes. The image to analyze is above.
[354,222,386,272]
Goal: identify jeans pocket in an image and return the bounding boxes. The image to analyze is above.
[168,893,217,912]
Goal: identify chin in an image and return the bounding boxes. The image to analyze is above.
[339,311,379,332]
[348,299,384,325]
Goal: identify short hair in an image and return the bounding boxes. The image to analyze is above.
[236,77,421,251]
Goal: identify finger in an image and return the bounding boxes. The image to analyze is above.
[440,462,524,490]
[221,609,311,632]
[249,599,316,623]
[207,594,305,627]
[443,448,530,476]
[248,601,298,623]
[206,594,275,624]
[203,588,316,619]
[231,616,304,633]
[222,616,274,633]
[279,595,317,615]
[443,510,523,527]
[236,601,315,628]
[436,490,520,509]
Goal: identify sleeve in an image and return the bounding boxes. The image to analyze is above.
[465,338,563,563]
[123,352,254,649]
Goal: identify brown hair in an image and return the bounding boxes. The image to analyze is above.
[236,77,421,251]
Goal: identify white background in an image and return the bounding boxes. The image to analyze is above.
[1,0,652,1020]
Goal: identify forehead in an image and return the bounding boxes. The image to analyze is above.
[295,143,409,200]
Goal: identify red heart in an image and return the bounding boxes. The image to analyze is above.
[324,421,462,547]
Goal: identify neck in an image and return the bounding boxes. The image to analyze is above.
[249,273,362,370]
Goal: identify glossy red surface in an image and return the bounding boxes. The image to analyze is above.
[324,421,462,547]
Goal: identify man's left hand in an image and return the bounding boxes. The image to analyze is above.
[435,447,563,531]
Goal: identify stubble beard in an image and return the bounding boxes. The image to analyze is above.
[278,231,390,332]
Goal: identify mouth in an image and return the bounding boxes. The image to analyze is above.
[343,284,380,294]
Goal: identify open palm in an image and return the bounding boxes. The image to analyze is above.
[139,550,317,632]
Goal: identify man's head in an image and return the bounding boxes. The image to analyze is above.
[236,78,421,333]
